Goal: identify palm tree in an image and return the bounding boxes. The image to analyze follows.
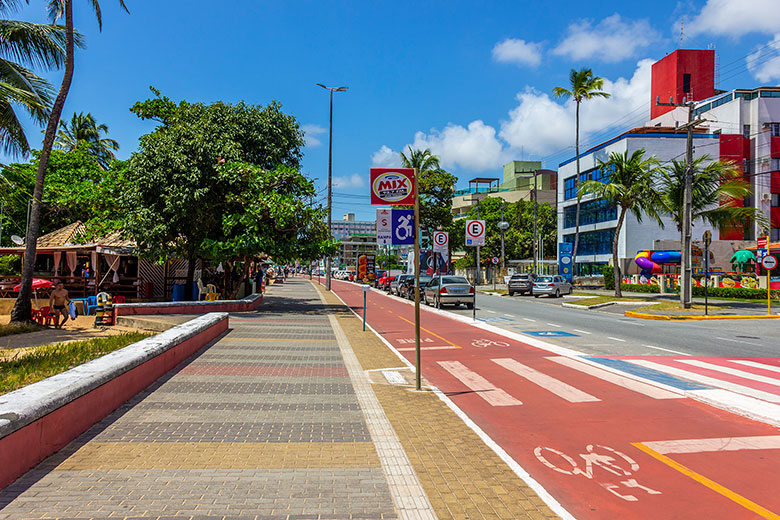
[401,146,440,175]
[0,0,73,155]
[55,111,119,168]
[579,149,664,298]
[553,68,610,271]
[11,0,128,324]
[658,155,768,238]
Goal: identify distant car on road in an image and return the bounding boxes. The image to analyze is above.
[400,275,432,300]
[379,275,395,291]
[532,275,572,298]
[507,273,537,296]
[390,274,413,296]
[423,276,474,308]
[374,270,387,287]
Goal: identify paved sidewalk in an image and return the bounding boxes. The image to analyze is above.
[0,278,559,520]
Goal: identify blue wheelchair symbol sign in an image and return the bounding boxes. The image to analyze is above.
[391,209,415,245]
[523,331,578,337]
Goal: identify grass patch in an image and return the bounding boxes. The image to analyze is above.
[635,301,730,313]
[573,296,650,306]
[0,332,151,394]
[0,322,42,338]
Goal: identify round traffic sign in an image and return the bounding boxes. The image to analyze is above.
[433,231,448,247]
[491,257,499,265]
[466,220,485,238]
[761,255,777,270]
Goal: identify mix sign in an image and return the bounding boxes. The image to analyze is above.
[370,168,415,205]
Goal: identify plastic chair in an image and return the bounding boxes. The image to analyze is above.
[37,306,55,326]
[113,295,126,304]
[85,296,98,315]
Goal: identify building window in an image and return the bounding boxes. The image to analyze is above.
[771,228,780,242]
[682,74,691,94]
[772,158,780,172]
[744,124,751,139]
[770,123,780,137]
[563,229,615,256]
[773,193,780,207]
[563,200,617,229]
[564,176,577,200]
[760,91,780,98]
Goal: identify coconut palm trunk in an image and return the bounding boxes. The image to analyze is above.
[612,206,627,298]
[573,100,581,263]
[11,0,74,323]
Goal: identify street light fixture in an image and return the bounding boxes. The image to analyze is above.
[497,206,509,271]
[316,83,348,291]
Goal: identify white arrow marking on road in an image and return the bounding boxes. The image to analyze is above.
[492,358,600,403]
[438,361,522,406]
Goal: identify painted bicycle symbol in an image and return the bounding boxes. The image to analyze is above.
[395,214,413,241]
[534,444,661,502]
[471,338,510,348]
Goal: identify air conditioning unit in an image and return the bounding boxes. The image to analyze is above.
[762,193,772,202]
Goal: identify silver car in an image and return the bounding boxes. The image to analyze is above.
[423,276,474,308]
[390,274,413,296]
[532,275,572,298]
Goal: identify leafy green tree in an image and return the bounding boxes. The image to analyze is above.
[553,68,610,266]
[55,111,119,168]
[122,93,321,299]
[13,0,128,323]
[658,155,768,238]
[400,146,457,232]
[579,149,664,297]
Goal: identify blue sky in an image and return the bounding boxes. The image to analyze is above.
[4,0,780,220]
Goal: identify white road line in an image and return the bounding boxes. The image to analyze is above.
[487,310,497,314]
[732,360,780,374]
[397,346,459,351]
[547,356,683,400]
[643,435,780,455]
[643,345,691,356]
[523,318,536,322]
[715,336,761,347]
[492,358,600,403]
[630,359,780,403]
[573,329,591,335]
[383,370,407,385]
[608,337,626,342]
[678,359,780,388]
[504,313,515,318]
[546,322,561,328]
[438,361,522,406]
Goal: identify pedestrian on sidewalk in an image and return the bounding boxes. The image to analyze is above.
[49,282,70,328]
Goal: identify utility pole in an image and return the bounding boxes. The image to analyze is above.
[498,205,509,271]
[533,169,539,275]
[316,83,348,291]
[413,168,422,391]
[656,97,704,308]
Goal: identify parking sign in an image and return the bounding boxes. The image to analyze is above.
[465,220,485,246]
[433,231,449,253]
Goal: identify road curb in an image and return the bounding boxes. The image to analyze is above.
[562,301,614,310]
[625,310,780,320]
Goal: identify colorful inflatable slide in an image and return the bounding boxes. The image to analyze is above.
[634,250,681,277]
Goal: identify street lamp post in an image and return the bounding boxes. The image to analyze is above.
[497,206,509,272]
[317,83,348,291]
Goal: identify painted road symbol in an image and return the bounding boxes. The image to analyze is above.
[465,219,486,246]
[523,331,579,337]
[472,338,510,348]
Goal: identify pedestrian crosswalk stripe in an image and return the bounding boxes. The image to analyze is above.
[731,360,780,375]
[642,435,780,455]
[438,361,522,407]
[548,357,683,400]
[678,360,780,388]
[492,358,600,403]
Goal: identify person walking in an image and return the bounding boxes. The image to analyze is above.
[49,282,71,328]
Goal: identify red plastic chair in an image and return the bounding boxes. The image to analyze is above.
[37,306,55,326]
[113,295,126,304]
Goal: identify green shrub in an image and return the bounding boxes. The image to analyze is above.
[0,255,20,276]
[688,285,779,300]
[620,283,660,293]
[602,265,614,290]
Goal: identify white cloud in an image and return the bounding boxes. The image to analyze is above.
[748,34,780,83]
[333,173,365,189]
[371,145,401,167]
[410,121,510,172]
[499,59,653,156]
[492,38,543,67]
[552,14,658,63]
[301,124,326,147]
[686,0,780,38]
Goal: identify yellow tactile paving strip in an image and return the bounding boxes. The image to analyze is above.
[53,441,381,470]
[316,283,560,520]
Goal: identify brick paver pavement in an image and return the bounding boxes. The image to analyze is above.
[0,280,421,520]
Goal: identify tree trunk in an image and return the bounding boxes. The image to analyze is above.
[572,100,581,275]
[185,253,197,301]
[613,206,627,298]
[228,259,251,300]
[11,0,74,323]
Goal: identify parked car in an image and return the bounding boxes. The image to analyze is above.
[400,275,432,299]
[373,270,387,287]
[348,270,357,282]
[390,274,413,295]
[532,275,572,298]
[379,275,395,291]
[508,273,537,296]
[423,276,474,308]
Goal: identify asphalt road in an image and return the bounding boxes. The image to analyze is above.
[425,291,778,357]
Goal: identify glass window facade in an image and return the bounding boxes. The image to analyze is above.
[563,200,617,229]
[563,228,615,256]
[564,176,577,200]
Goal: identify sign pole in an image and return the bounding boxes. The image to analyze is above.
[413,168,422,391]
[363,289,367,331]
[768,266,771,316]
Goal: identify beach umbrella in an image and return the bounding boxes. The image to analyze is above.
[14,278,54,308]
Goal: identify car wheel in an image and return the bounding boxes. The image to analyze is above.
[466,302,474,309]
[555,289,560,298]
[534,294,539,298]
[508,291,514,297]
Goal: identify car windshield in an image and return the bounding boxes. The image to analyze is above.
[511,275,529,279]
[441,277,469,285]
[537,276,553,283]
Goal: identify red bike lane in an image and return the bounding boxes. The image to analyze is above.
[330,280,780,520]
